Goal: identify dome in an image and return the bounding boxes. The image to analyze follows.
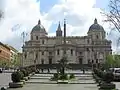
[31,20,47,34]
[89,18,104,31]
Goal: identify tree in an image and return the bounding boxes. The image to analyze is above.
[105,55,114,68]
[104,54,120,69]
[58,56,68,75]
[114,54,120,67]
[102,0,120,32]
[102,0,120,46]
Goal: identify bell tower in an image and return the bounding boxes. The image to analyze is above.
[56,21,62,37]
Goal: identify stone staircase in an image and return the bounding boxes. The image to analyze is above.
[26,72,96,84]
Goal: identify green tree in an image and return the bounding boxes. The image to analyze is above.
[104,54,120,69]
[114,55,120,67]
[58,56,68,75]
[105,55,114,68]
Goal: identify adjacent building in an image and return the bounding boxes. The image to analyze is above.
[0,42,11,67]
[22,18,112,67]
[18,52,22,67]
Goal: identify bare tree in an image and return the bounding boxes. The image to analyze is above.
[102,0,120,50]
[102,0,120,32]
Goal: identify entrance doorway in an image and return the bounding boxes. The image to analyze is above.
[79,58,83,64]
[49,58,52,64]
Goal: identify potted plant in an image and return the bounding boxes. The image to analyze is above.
[69,73,75,79]
[99,71,116,90]
[20,69,29,81]
[9,71,24,88]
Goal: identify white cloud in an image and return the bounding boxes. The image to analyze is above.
[0,0,49,51]
[44,0,107,36]
[44,0,117,52]
[0,0,118,53]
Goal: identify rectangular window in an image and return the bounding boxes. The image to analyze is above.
[49,58,52,64]
[87,39,89,44]
[24,53,27,59]
[71,49,73,55]
[79,58,83,64]
[36,53,38,59]
[41,59,44,64]
[36,36,38,40]
[42,52,44,55]
[57,49,59,55]
[31,36,33,40]
[86,48,89,51]
[49,52,52,55]
[42,40,44,44]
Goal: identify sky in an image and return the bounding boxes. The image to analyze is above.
[0,0,119,53]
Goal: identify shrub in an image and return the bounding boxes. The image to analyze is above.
[53,73,59,79]
[11,71,24,83]
[59,74,68,80]
[20,69,26,77]
[20,69,29,77]
[103,72,114,83]
[69,74,75,79]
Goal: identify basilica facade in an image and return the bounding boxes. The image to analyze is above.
[22,19,112,67]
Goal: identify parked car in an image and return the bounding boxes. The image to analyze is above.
[110,68,120,81]
[0,68,2,73]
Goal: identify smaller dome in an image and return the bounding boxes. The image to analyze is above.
[89,18,104,31]
[31,20,47,34]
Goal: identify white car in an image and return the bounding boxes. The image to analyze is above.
[111,68,120,81]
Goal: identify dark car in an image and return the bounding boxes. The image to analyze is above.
[0,68,2,73]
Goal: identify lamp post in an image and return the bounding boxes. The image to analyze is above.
[21,31,27,67]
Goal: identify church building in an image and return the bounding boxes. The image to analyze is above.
[22,18,112,67]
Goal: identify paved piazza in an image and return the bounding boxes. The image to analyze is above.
[0,73,12,88]
[1,70,120,90]
[8,84,98,90]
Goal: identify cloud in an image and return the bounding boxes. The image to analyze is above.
[0,0,44,51]
[0,0,118,53]
[44,0,118,52]
[44,0,106,36]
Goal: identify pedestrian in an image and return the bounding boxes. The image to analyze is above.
[83,68,85,74]
[41,68,44,73]
[47,68,50,73]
